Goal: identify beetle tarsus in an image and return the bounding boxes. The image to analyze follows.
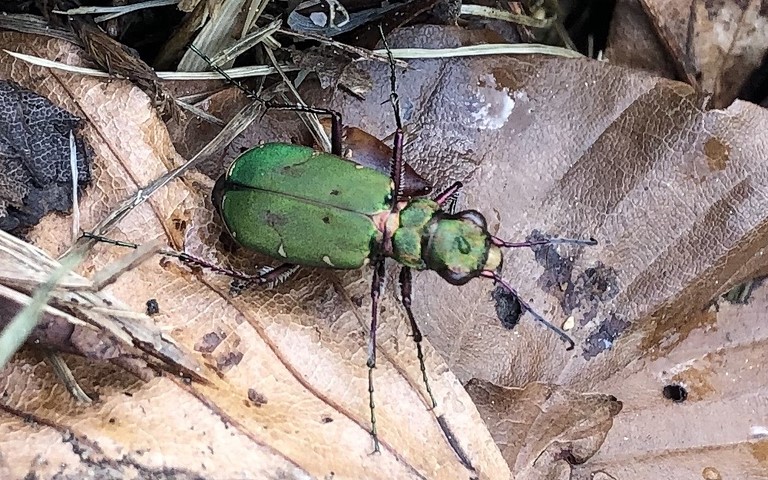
[368,367,381,454]
[367,259,386,450]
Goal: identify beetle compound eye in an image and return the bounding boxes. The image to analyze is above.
[457,210,487,230]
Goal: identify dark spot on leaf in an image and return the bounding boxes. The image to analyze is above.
[351,294,364,307]
[330,189,340,195]
[704,136,729,171]
[582,313,630,359]
[217,351,244,371]
[492,286,522,329]
[566,262,620,324]
[248,388,268,407]
[145,298,159,316]
[229,278,249,296]
[322,215,330,224]
[321,416,333,423]
[172,218,187,233]
[722,276,765,304]
[662,384,688,402]
[558,449,585,465]
[194,332,223,353]
[218,231,240,253]
[530,230,576,291]
[108,418,116,424]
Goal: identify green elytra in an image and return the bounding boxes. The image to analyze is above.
[213,143,502,277]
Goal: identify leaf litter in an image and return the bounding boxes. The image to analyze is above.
[0,4,767,480]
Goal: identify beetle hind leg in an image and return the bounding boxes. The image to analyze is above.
[398,267,437,408]
[366,258,386,453]
[188,44,344,157]
[229,263,300,295]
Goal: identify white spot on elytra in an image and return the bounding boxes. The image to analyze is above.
[278,243,286,257]
[323,255,335,267]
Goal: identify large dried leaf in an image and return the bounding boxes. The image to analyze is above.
[573,282,768,478]
[467,380,622,479]
[0,32,508,479]
[640,0,768,106]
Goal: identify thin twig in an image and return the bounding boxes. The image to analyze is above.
[3,50,296,80]
[459,4,555,28]
[371,44,584,59]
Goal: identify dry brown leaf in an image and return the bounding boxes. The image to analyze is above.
[5,19,768,478]
[467,380,622,479]
[573,281,768,478]
[605,0,676,78]
[0,32,508,479]
[640,0,768,106]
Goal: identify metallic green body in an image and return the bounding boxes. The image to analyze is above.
[216,143,392,269]
[215,143,500,282]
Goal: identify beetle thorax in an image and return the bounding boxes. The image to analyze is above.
[392,199,500,285]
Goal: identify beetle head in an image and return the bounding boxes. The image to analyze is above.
[423,210,501,285]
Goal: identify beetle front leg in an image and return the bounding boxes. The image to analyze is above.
[398,267,437,408]
[367,258,386,454]
[433,181,463,208]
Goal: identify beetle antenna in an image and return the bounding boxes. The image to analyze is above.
[480,271,575,350]
[491,236,597,249]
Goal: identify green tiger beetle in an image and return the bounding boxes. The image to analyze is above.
[87,37,596,453]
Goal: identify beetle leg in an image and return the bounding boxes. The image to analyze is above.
[188,44,344,156]
[398,267,437,408]
[433,181,464,208]
[379,26,406,205]
[367,258,386,453]
[81,233,301,291]
[230,263,300,294]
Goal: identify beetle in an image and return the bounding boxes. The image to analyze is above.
[87,42,596,453]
